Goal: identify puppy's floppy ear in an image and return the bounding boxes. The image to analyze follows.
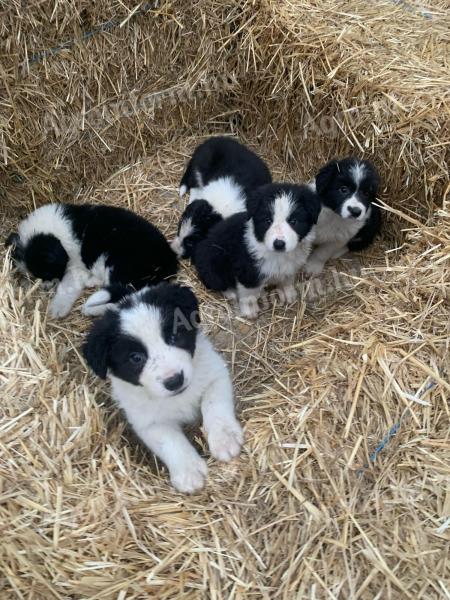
[171,285,200,328]
[315,160,339,196]
[302,187,322,224]
[245,186,263,219]
[5,232,24,261]
[362,160,381,194]
[83,311,118,379]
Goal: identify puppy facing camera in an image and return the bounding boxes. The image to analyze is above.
[83,282,243,494]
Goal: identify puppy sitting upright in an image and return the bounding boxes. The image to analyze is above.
[6,204,178,319]
[172,136,272,259]
[304,158,381,275]
[194,183,321,318]
[83,283,243,494]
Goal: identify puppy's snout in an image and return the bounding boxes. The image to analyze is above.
[348,206,362,218]
[163,371,185,392]
[273,239,286,251]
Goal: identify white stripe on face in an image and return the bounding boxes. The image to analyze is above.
[263,193,299,252]
[350,162,366,185]
[340,162,368,220]
[171,217,194,257]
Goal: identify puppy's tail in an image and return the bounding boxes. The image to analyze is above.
[83,284,135,317]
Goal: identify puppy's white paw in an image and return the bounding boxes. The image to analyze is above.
[170,458,208,494]
[277,285,298,305]
[83,289,113,317]
[303,259,325,276]
[239,298,259,319]
[223,289,237,302]
[208,420,244,462]
[48,296,72,319]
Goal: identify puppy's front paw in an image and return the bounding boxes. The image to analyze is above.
[48,296,72,319]
[170,457,208,494]
[303,259,325,277]
[239,298,259,319]
[277,284,298,305]
[208,420,244,462]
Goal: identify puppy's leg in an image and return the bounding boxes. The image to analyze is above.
[277,275,298,305]
[48,268,86,319]
[137,424,207,494]
[303,242,345,276]
[201,364,243,462]
[236,283,262,319]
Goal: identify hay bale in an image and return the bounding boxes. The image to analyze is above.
[1,1,449,598]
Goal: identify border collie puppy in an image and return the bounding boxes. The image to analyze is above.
[304,158,381,275]
[6,204,178,319]
[171,137,272,259]
[83,283,243,494]
[194,183,321,318]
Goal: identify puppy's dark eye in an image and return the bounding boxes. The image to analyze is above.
[129,352,146,366]
[339,186,349,194]
[288,216,297,226]
[265,217,272,226]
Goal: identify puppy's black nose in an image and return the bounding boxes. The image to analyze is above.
[163,371,185,392]
[348,206,362,218]
[273,239,286,251]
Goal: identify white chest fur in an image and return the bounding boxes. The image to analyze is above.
[315,207,365,246]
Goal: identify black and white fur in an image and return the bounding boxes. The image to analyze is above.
[194,183,321,318]
[6,204,178,319]
[83,283,243,494]
[304,158,381,275]
[171,137,272,259]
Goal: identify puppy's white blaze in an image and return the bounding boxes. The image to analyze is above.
[120,303,194,397]
[17,204,81,262]
[195,169,203,188]
[264,192,298,252]
[171,218,194,256]
[179,184,187,198]
[307,180,317,192]
[350,162,366,186]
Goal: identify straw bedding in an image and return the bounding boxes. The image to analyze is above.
[1,1,449,599]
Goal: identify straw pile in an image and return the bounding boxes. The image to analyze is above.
[1,1,449,598]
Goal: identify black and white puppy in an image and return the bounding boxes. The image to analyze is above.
[304,158,381,275]
[171,136,272,259]
[194,183,321,318]
[6,204,178,319]
[83,283,243,494]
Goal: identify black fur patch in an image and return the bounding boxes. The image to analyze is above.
[23,234,69,281]
[177,200,222,259]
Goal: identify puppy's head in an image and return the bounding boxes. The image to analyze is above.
[171,200,222,259]
[315,158,380,221]
[6,231,69,281]
[83,283,200,398]
[246,184,321,253]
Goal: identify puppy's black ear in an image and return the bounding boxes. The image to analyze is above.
[362,160,381,195]
[172,285,200,328]
[303,188,322,224]
[245,186,264,219]
[315,160,339,196]
[5,232,24,261]
[83,312,118,379]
